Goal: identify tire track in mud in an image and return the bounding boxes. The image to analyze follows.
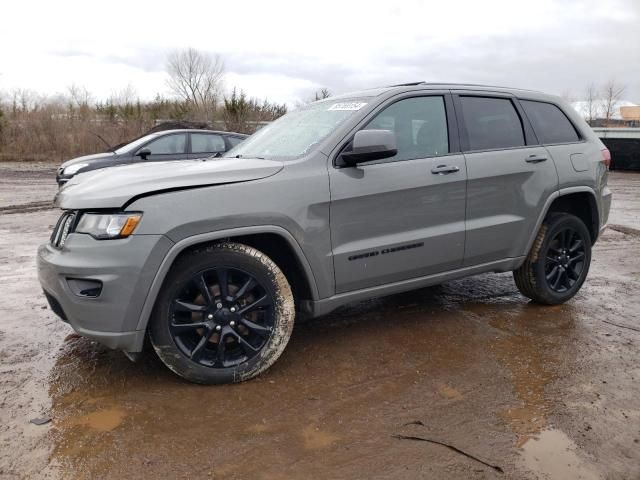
[607,224,640,237]
[0,201,55,214]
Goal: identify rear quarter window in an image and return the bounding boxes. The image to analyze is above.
[521,100,580,144]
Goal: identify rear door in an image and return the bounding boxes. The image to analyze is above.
[453,92,558,266]
[329,93,467,293]
[189,132,227,158]
[518,99,591,188]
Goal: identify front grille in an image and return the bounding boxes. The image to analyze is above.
[50,211,77,248]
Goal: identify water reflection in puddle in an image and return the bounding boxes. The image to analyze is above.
[467,302,602,478]
[521,429,601,480]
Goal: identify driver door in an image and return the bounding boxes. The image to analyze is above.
[329,93,467,294]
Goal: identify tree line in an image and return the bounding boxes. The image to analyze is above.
[561,80,629,126]
[0,48,297,162]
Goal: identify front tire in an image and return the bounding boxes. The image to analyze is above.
[150,243,295,384]
[514,213,592,305]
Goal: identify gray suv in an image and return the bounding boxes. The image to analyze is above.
[38,83,612,384]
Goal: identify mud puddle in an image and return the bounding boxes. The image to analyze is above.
[521,429,601,480]
[1,169,640,479]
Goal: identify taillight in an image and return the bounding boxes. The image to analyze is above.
[601,148,611,169]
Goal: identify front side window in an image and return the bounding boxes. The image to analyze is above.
[191,133,225,154]
[521,100,580,144]
[363,96,449,162]
[224,97,371,160]
[142,134,187,155]
[459,96,525,151]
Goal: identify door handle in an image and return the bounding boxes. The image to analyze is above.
[525,154,548,163]
[431,164,460,175]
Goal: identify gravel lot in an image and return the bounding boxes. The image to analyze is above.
[0,163,639,479]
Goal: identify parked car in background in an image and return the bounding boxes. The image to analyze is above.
[56,129,248,185]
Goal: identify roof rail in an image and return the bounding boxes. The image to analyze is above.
[387,81,426,87]
[385,82,540,92]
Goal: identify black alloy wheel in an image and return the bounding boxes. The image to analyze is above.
[543,228,587,293]
[169,267,274,368]
[514,213,592,305]
[150,243,295,384]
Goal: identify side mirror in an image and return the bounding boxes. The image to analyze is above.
[339,129,397,167]
[137,147,152,160]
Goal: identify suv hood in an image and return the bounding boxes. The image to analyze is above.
[55,157,284,209]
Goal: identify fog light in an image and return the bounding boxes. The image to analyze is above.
[66,278,103,298]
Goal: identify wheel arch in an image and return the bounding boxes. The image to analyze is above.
[135,226,319,332]
[526,187,600,256]
[546,189,600,244]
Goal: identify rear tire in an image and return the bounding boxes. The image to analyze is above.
[514,213,592,305]
[149,242,295,384]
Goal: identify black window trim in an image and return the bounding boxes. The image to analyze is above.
[452,93,538,154]
[332,91,460,168]
[518,98,586,147]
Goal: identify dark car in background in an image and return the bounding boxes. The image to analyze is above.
[56,129,248,185]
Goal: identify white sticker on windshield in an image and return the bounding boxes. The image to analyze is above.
[328,102,367,111]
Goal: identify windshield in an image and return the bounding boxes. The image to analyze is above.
[114,133,162,154]
[224,98,370,160]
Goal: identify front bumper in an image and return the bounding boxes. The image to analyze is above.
[37,231,173,352]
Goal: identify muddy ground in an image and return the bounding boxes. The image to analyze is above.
[1,163,639,479]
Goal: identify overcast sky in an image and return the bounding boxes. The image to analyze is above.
[0,0,638,106]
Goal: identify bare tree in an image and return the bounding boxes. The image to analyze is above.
[10,88,39,113]
[602,80,626,126]
[296,87,332,108]
[313,88,331,101]
[0,101,5,148]
[67,84,93,108]
[67,84,93,121]
[585,83,600,124]
[166,48,224,120]
[110,83,138,106]
[222,88,287,133]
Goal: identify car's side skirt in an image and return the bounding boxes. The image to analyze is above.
[302,256,526,318]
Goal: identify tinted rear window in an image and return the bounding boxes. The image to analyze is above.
[191,133,225,153]
[459,96,525,151]
[521,100,580,144]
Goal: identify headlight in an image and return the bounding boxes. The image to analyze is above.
[63,163,89,175]
[75,213,143,239]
